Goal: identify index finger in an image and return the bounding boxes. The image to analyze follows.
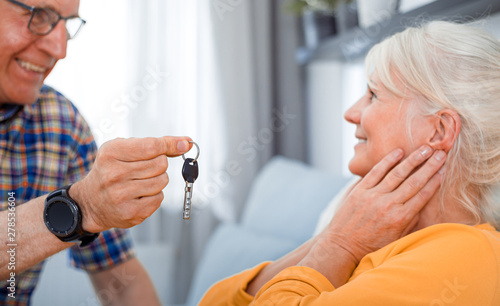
[359,148,404,189]
[393,150,446,203]
[378,145,434,193]
[113,136,193,161]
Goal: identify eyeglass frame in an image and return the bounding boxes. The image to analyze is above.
[6,0,86,39]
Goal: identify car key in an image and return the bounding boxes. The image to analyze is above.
[182,157,198,220]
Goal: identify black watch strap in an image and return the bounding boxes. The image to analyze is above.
[45,184,100,247]
[60,230,100,247]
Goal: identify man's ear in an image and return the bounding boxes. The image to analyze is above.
[428,109,461,152]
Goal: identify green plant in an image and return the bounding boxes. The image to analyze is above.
[285,0,354,14]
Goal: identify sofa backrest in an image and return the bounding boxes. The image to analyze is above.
[186,156,349,305]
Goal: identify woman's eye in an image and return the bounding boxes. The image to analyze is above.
[369,90,377,101]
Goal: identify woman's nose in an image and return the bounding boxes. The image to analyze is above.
[344,97,364,124]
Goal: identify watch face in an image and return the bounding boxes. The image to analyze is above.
[45,200,77,235]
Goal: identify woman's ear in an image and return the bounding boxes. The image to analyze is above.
[428,109,461,152]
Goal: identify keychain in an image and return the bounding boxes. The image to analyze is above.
[181,141,199,220]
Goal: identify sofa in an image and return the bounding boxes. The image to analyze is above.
[185,156,350,305]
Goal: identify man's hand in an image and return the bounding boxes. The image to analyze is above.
[71,136,192,233]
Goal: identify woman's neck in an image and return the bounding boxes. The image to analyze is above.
[412,188,480,232]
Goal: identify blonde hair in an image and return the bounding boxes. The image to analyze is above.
[365,21,500,228]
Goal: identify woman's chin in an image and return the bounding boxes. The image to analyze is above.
[348,159,370,177]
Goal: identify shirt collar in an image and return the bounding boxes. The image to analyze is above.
[0,104,23,123]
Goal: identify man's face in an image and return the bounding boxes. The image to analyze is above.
[0,0,80,105]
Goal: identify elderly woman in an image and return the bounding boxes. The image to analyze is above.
[200,20,500,305]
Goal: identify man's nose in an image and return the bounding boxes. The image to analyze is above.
[36,21,68,60]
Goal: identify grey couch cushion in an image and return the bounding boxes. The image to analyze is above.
[186,156,349,305]
[241,156,348,242]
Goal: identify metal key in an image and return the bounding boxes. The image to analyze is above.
[182,158,198,220]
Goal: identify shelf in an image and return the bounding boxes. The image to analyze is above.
[301,0,500,63]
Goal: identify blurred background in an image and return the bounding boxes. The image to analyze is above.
[32,0,500,305]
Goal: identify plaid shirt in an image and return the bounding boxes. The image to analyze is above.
[0,85,135,305]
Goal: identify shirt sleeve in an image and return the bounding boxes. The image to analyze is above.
[64,100,97,186]
[250,224,500,306]
[61,96,136,272]
[69,228,135,272]
[199,262,271,306]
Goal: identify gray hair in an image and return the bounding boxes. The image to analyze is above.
[365,21,500,228]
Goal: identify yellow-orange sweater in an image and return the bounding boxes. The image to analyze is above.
[200,223,500,305]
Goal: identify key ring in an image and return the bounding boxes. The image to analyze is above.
[182,141,200,163]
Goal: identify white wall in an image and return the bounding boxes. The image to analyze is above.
[306,58,365,178]
[307,60,345,176]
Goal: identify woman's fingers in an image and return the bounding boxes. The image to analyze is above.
[399,155,445,213]
[378,145,434,193]
[356,145,445,211]
[360,148,404,189]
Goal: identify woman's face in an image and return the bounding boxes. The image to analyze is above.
[344,74,433,177]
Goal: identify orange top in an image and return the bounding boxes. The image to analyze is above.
[200,223,500,305]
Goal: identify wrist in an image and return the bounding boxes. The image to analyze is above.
[69,180,101,233]
[43,184,100,247]
[299,238,358,288]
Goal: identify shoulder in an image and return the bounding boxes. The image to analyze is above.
[403,223,500,253]
[34,85,81,123]
[374,223,500,304]
[344,224,500,305]
[30,85,94,144]
[382,223,500,267]
[22,85,87,135]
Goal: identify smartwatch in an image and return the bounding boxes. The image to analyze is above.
[43,184,100,247]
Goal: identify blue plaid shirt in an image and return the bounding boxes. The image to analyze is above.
[0,85,135,305]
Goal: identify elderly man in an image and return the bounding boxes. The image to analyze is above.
[0,0,190,304]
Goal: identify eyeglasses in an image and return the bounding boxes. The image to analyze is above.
[7,0,86,39]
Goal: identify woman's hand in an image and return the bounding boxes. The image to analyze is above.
[299,145,446,287]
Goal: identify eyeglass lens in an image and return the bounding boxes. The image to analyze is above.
[30,8,57,34]
[29,7,84,38]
